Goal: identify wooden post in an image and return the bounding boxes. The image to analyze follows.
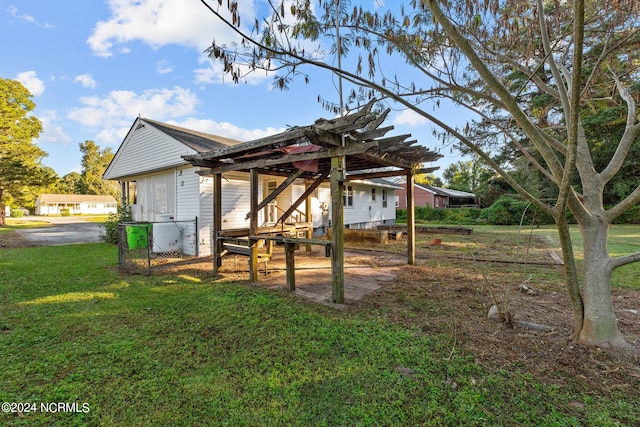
[285,242,296,291]
[406,171,416,265]
[305,181,313,252]
[213,173,223,274]
[330,156,345,303]
[249,169,259,282]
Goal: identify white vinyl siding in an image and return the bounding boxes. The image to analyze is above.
[198,176,214,257]
[176,167,200,221]
[319,182,397,230]
[104,120,196,180]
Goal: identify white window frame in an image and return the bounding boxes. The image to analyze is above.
[343,185,354,207]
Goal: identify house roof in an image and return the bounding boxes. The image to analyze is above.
[38,194,117,203]
[103,117,243,180]
[418,184,475,198]
[142,119,241,152]
[362,177,403,189]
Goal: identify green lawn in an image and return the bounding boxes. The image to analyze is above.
[1,240,639,425]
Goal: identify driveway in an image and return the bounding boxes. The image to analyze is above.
[14,216,103,246]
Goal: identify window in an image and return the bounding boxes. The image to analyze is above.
[382,189,388,208]
[371,188,376,202]
[343,185,353,207]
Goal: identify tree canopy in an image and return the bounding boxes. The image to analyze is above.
[78,140,119,198]
[0,77,46,225]
[200,0,640,348]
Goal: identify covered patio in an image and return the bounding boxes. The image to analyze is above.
[182,100,442,303]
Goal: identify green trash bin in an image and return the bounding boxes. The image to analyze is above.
[126,224,150,249]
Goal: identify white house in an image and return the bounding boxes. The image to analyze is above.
[103,118,400,257]
[35,194,118,215]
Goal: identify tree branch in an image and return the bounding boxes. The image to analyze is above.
[599,71,640,184]
[424,0,565,187]
[608,251,640,270]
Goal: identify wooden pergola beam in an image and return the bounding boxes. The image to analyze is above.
[197,141,378,175]
[212,173,222,273]
[354,150,416,170]
[246,169,304,220]
[351,125,394,142]
[249,169,259,282]
[330,156,345,303]
[345,166,439,181]
[183,126,311,162]
[277,169,330,225]
[406,171,416,265]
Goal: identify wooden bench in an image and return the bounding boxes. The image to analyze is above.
[219,240,271,273]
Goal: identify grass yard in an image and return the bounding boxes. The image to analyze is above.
[464,224,640,289]
[1,227,639,425]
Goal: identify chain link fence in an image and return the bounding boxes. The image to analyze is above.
[118,219,198,274]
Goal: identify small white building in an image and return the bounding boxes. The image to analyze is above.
[103,118,400,257]
[35,194,118,216]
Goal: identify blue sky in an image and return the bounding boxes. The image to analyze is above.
[0,0,469,178]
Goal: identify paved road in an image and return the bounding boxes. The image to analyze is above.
[15,216,103,246]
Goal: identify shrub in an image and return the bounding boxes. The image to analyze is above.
[478,196,555,225]
[480,198,516,225]
[60,208,71,216]
[100,205,132,244]
[10,209,24,218]
[396,198,556,226]
[613,205,640,224]
[444,207,482,224]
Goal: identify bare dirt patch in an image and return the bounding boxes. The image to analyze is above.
[0,230,34,248]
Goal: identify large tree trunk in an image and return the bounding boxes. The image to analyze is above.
[577,218,630,348]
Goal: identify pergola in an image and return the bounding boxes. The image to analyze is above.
[182,100,443,303]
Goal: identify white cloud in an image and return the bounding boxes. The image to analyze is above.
[74,73,97,89]
[7,6,53,28]
[67,86,200,131]
[156,60,173,75]
[394,109,428,126]
[95,126,132,146]
[87,0,248,57]
[15,71,45,96]
[194,59,269,86]
[174,118,284,142]
[36,110,73,146]
[7,6,34,22]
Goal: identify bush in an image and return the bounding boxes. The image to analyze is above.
[10,209,24,218]
[100,205,132,244]
[613,205,640,224]
[396,198,555,226]
[478,196,554,225]
[443,207,482,224]
[60,208,71,216]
